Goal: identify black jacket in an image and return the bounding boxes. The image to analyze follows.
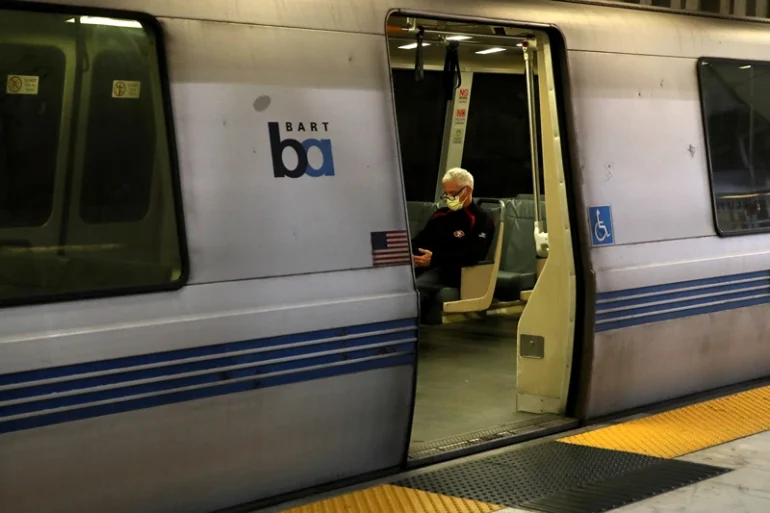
[411,202,495,284]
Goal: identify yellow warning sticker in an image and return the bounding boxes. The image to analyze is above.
[6,75,39,95]
[112,80,141,99]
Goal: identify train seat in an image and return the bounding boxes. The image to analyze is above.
[494,196,547,301]
[406,199,505,319]
[441,199,504,314]
[406,201,439,237]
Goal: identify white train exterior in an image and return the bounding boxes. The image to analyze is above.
[1,0,770,512]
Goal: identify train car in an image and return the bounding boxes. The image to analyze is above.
[2,0,770,512]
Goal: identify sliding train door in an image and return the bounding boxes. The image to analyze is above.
[386,13,582,463]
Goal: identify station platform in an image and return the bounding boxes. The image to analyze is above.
[255,381,770,513]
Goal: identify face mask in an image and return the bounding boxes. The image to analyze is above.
[444,187,466,211]
[446,197,463,211]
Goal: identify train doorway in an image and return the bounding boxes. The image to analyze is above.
[386,14,581,463]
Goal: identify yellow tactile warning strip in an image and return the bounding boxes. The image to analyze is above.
[280,484,503,513]
[559,384,770,458]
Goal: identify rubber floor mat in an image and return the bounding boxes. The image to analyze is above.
[395,442,660,505]
[519,458,729,512]
[393,441,729,511]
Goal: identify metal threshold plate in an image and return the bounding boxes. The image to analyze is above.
[408,415,577,465]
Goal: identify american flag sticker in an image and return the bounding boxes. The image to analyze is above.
[371,230,411,267]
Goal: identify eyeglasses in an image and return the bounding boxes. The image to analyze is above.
[440,186,466,201]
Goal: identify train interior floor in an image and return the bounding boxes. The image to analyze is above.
[410,315,539,449]
[255,381,770,513]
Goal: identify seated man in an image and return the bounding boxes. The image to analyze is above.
[412,167,495,323]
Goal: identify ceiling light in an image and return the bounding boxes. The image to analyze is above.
[446,35,472,41]
[476,47,506,55]
[740,64,752,69]
[66,16,142,28]
[398,42,430,50]
[516,43,524,47]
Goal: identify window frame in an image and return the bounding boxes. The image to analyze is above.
[0,0,189,309]
[697,55,770,237]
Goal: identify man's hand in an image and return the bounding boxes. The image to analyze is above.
[413,248,433,268]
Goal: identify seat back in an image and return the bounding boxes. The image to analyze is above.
[499,195,547,276]
[406,201,439,236]
[477,198,504,263]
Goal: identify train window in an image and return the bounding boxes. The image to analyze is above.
[0,43,65,228]
[392,69,449,202]
[0,8,186,306]
[699,0,722,13]
[461,72,544,198]
[699,58,770,235]
[80,49,155,224]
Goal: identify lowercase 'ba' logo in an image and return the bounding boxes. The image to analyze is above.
[269,121,335,178]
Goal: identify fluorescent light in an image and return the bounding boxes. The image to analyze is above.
[516,43,524,47]
[398,42,430,49]
[740,64,752,69]
[476,47,506,55]
[446,35,472,41]
[66,16,142,28]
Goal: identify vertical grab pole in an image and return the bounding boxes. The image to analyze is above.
[523,41,548,258]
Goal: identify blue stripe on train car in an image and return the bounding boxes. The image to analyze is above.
[0,318,418,434]
[594,270,770,332]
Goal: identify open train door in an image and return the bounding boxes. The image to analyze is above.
[515,33,579,416]
[386,13,583,463]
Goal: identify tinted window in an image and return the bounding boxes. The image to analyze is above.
[392,69,449,202]
[699,0,722,13]
[0,43,64,227]
[0,9,185,305]
[699,58,770,234]
[81,49,156,223]
[461,72,544,199]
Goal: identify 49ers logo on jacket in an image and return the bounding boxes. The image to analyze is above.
[453,230,465,238]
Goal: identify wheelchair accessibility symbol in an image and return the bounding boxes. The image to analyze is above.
[588,205,614,246]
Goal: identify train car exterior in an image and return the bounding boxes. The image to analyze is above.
[2,0,770,512]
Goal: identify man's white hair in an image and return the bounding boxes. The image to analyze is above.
[442,167,474,190]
